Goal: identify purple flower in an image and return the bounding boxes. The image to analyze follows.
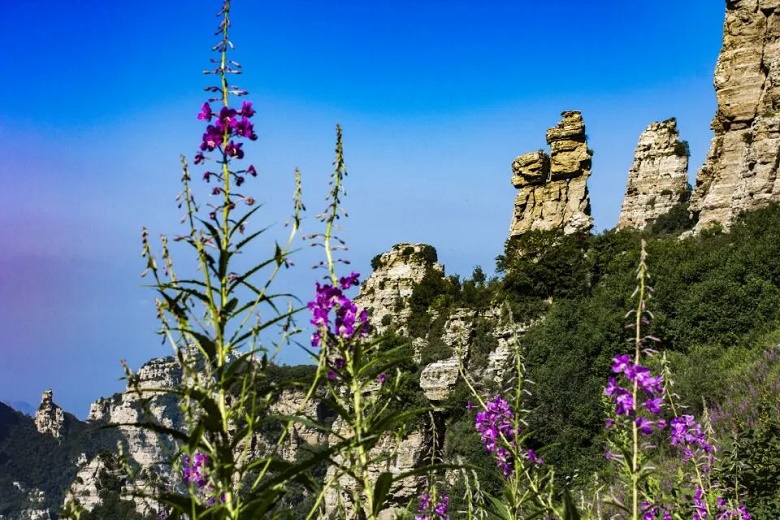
[644,397,663,414]
[247,164,257,176]
[182,452,209,488]
[218,106,238,125]
[234,117,257,140]
[614,389,635,416]
[612,354,632,375]
[475,395,519,476]
[693,486,707,520]
[225,141,244,159]
[525,449,544,465]
[197,102,213,121]
[715,498,751,520]
[635,417,654,436]
[307,277,370,348]
[416,493,449,520]
[201,125,223,151]
[338,271,360,289]
[670,415,714,462]
[377,373,387,384]
[635,370,664,395]
[240,101,255,118]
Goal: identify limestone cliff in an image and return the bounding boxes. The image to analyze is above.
[33,390,64,439]
[617,118,691,230]
[509,111,593,237]
[691,0,780,230]
[355,243,443,335]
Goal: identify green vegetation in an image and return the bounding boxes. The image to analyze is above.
[394,204,780,506]
[0,403,124,518]
[673,139,690,157]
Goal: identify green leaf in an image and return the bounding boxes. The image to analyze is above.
[371,472,394,516]
[562,488,582,520]
[485,492,513,520]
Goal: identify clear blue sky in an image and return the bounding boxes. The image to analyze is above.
[0,1,724,417]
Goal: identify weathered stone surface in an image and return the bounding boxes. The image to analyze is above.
[420,358,461,401]
[617,118,691,230]
[419,308,475,401]
[355,243,443,335]
[106,357,183,469]
[691,0,780,229]
[509,111,593,237]
[64,455,108,513]
[34,390,64,439]
[269,388,330,461]
[323,422,431,519]
[12,482,51,520]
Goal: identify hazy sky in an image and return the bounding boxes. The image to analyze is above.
[1,1,724,417]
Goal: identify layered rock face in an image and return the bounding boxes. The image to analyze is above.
[617,118,691,230]
[34,390,64,438]
[92,356,183,468]
[691,0,780,230]
[355,243,443,335]
[419,308,475,402]
[509,111,593,236]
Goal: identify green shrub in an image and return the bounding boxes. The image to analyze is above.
[673,139,690,157]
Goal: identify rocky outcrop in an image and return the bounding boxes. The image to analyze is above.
[68,356,186,516]
[509,111,593,237]
[11,482,51,520]
[419,308,475,402]
[33,390,64,439]
[268,388,330,461]
[323,423,432,518]
[691,0,780,230]
[96,356,183,468]
[617,118,691,230]
[64,456,109,513]
[355,243,443,335]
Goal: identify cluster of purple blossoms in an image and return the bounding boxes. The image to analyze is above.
[416,493,449,520]
[641,501,672,520]
[474,395,542,476]
[715,497,751,520]
[669,415,714,463]
[691,486,751,520]
[308,272,370,350]
[182,452,209,488]
[605,354,666,435]
[195,101,257,162]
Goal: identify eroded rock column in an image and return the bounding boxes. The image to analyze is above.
[509,111,593,237]
[617,118,690,230]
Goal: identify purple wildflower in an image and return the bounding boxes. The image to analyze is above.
[693,486,708,520]
[670,415,714,462]
[307,276,370,348]
[416,493,449,520]
[240,101,255,117]
[644,396,663,414]
[716,498,751,519]
[197,102,213,121]
[475,395,518,475]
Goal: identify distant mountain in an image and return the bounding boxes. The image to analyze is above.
[0,398,123,519]
[1,401,35,417]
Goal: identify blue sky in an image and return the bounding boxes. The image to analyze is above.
[0,1,724,417]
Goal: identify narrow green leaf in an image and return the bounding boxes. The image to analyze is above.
[372,472,394,516]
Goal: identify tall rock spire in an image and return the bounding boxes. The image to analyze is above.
[617,118,691,230]
[508,111,593,237]
[34,389,65,438]
[691,0,780,230]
